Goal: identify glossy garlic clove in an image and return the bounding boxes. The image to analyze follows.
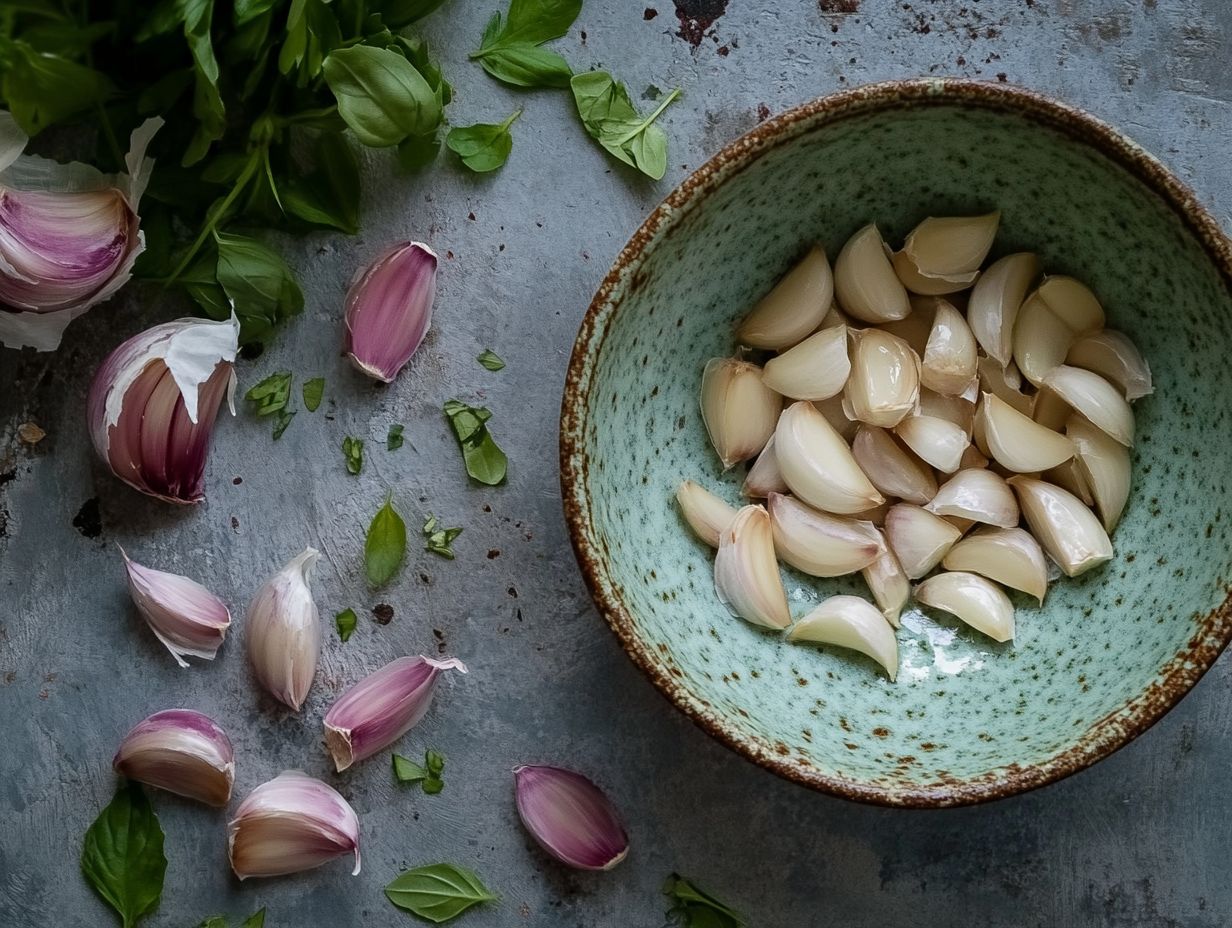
[942,526,1048,604]
[967,252,1040,366]
[737,246,834,349]
[775,401,883,514]
[676,480,738,547]
[920,301,978,395]
[1008,476,1113,577]
[861,541,910,628]
[844,329,921,428]
[918,388,976,437]
[851,425,938,506]
[714,505,791,629]
[1041,365,1134,447]
[787,595,898,681]
[1032,275,1105,335]
[1012,291,1074,387]
[742,435,788,499]
[926,468,1019,528]
[767,492,883,578]
[833,224,911,323]
[884,504,962,580]
[700,358,782,469]
[1066,329,1153,400]
[761,325,850,400]
[1067,415,1132,532]
[977,356,1033,416]
[894,414,968,474]
[979,392,1075,472]
[914,571,1015,642]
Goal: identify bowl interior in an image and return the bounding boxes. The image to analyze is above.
[565,85,1232,805]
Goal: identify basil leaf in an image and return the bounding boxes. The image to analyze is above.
[179,0,226,166]
[446,110,519,173]
[477,349,504,371]
[365,495,407,587]
[470,0,580,89]
[397,131,442,171]
[422,514,462,559]
[81,781,167,928]
[342,436,364,475]
[234,0,278,25]
[422,776,444,795]
[482,0,581,48]
[392,753,427,782]
[180,248,232,321]
[425,749,445,776]
[324,45,442,148]
[244,372,292,416]
[663,874,745,928]
[385,863,496,924]
[214,232,305,344]
[571,71,680,180]
[335,607,357,642]
[137,68,193,115]
[196,910,265,928]
[279,0,342,86]
[387,424,405,451]
[377,0,451,27]
[443,400,507,485]
[0,42,112,135]
[302,377,325,412]
[21,21,114,57]
[272,408,295,439]
[472,42,571,89]
[283,132,361,233]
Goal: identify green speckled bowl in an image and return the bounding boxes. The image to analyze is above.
[560,79,1232,807]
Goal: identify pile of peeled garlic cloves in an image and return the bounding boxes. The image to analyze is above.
[679,212,1152,682]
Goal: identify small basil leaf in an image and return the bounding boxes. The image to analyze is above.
[244,372,292,416]
[278,0,342,85]
[477,349,505,371]
[213,232,304,344]
[365,495,407,587]
[445,110,519,173]
[272,408,295,439]
[302,377,325,412]
[422,514,462,559]
[392,753,427,782]
[342,436,364,475]
[233,0,278,25]
[571,71,680,180]
[81,781,167,928]
[475,44,571,89]
[443,400,507,485]
[425,749,445,776]
[384,863,497,924]
[240,910,267,928]
[483,0,581,48]
[180,0,227,166]
[335,608,357,642]
[323,45,442,148]
[397,130,442,171]
[387,424,405,451]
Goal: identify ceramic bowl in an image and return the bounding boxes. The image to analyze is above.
[560,79,1232,807]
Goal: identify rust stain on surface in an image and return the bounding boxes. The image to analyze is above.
[673,0,728,47]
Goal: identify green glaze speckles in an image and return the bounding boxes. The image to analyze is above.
[560,80,1232,807]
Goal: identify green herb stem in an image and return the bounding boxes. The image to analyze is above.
[613,86,680,145]
[165,152,261,286]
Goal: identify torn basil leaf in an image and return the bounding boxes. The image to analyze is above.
[343,436,364,475]
[443,400,507,486]
[446,111,520,173]
[302,377,325,412]
[422,514,463,559]
[335,608,358,642]
[571,71,680,180]
[663,873,745,928]
[387,423,405,451]
[477,349,505,371]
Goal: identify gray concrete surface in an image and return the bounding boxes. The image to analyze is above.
[3,1,1231,925]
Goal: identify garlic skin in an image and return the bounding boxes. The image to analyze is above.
[676,480,737,547]
[1033,275,1105,335]
[1012,292,1074,386]
[761,325,850,400]
[1066,329,1153,400]
[926,468,1020,528]
[121,548,230,667]
[979,392,1075,472]
[894,414,968,473]
[851,425,937,505]
[788,595,898,681]
[943,527,1048,603]
[920,301,978,395]
[228,771,361,879]
[737,246,833,349]
[113,709,234,806]
[862,542,910,627]
[833,224,911,323]
[513,765,629,871]
[0,114,161,351]
[1008,476,1114,577]
[767,492,883,577]
[914,572,1015,642]
[1042,365,1135,447]
[1067,415,1132,532]
[700,358,782,469]
[714,505,791,629]
[86,315,239,504]
[884,504,962,580]
[246,548,322,710]
[845,329,921,428]
[324,656,467,771]
[344,241,437,383]
[742,435,788,498]
[776,401,883,514]
[967,252,1040,365]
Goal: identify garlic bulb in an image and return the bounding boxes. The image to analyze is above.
[246,548,322,710]
[942,526,1048,603]
[851,425,937,505]
[914,572,1015,642]
[967,252,1040,365]
[892,212,1000,296]
[743,435,789,499]
[862,542,910,627]
[787,595,898,681]
[344,241,437,383]
[1041,365,1134,447]
[776,401,883,514]
[676,480,738,547]
[926,468,1019,528]
[714,506,791,629]
[894,414,968,473]
[1066,329,1153,400]
[979,392,1075,472]
[1067,415,1132,532]
[1007,476,1113,577]
[844,329,921,428]
[700,358,782,469]
[737,246,833,349]
[767,492,882,577]
[920,301,978,395]
[761,325,850,400]
[833,224,911,323]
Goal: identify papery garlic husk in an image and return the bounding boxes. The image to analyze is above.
[324,656,467,771]
[943,526,1048,603]
[894,414,968,473]
[977,356,1033,416]
[967,252,1040,365]
[344,241,437,383]
[862,541,910,627]
[113,709,234,806]
[914,572,1015,642]
[813,394,857,441]
[1008,476,1113,577]
[1044,458,1094,506]
[926,468,1019,528]
[228,771,360,879]
[920,301,978,395]
[676,480,737,547]
[1012,291,1074,386]
[881,296,938,355]
[844,329,920,428]
[918,388,975,438]
[247,548,322,710]
[701,357,782,469]
[86,315,239,504]
[1066,329,1153,400]
[714,505,791,629]
[979,392,1076,472]
[1042,364,1134,447]
[776,401,883,514]
[851,425,937,505]
[514,765,629,871]
[761,325,850,400]
[0,114,161,350]
[884,504,962,580]
[896,211,999,282]
[1032,275,1105,335]
[787,595,898,681]
[1031,385,1071,433]
[833,224,911,323]
[767,492,882,577]
[743,435,788,498]
[1067,415,1132,532]
[737,246,833,349]
[121,548,230,667]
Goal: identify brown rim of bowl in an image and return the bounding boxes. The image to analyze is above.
[558,77,1232,808]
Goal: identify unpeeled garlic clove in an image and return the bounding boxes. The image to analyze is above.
[247,548,321,710]
[942,527,1048,603]
[676,480,738,547]
[1012,292,1074,386]
[121,548,230,667]
[1066,329,1153,400]
[894,414,968,473]
[1008,476,1113,576]
[742,435,788,499]
[513,765,629,871]
[1032,275,1105,335]
[767,492,883,577]
[1067,415,1131,532]
[914,572,1015,642]
[714,505,791,629]
[977,356,1033,416]
[898,211,1000,279]
[862,541,910,627]
[344,242,437,383]
[776,401,883,514]
[1042,365,1134,447]
[761,325,850,400]
[113,709,234,806]
[851,425,937,505]
[700,358,782,469]
[920,301,977,395]
[926,468,1019,528]
[737,246,834,349]
[979,392,1076,472]
[787,595,898,681]
[884,504,962,580]
[844,329,921,428]
[833,224,911,323]
[967,252,1040,366]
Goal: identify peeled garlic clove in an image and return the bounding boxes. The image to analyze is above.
[914,572,1015,642]
[980,392,1075,472]
[737,246,834,349]
[1045,458,1094,506]
[1066,329,1153,400]
[884,504,962,580]
[942,527,1048,603]
[700,358,782,469]
[833,224,911,323]
[742,435,788,499]
[977,356,1033,416]
[113,709,235,806]
[676,480,738,547]
[1008,476,1113,577]
[247,548,322,710]
[813,394,857,441]
[1042,365,1134,447]
[776,401,883,514]
[879,296,937,355]
[926,468,1019,528]
[894,414,968,474]
[120,548,230,667]
[918,388,975,437]
[1013,292,1074,386]
[891,250,979,296]
[851,425,937,505]
[761,325,850,400]
[900,211,1000,278]
[920,301,977,395]
[513,765,629,871]
[862,541,910,627]
[967,252,1040,365]
[820,301,852,329]
[714,506,791,629]
[768,492,882,577]
[787,595,898,681]
[850,500,893,526]
[345,242,437,383]
[1068,415,1132,532]
[1033,275,1105,335]
[845,329,921,428]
